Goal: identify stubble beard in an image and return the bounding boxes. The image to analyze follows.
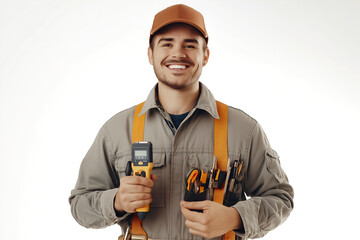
[153,65,201,91]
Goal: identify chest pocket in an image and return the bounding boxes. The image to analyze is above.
[150,152,165,208]
[115,152,165,208]
[187,153,212,171]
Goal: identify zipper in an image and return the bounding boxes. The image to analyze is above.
[156,106,197,238]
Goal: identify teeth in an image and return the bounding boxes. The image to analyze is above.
[168,65,186,69]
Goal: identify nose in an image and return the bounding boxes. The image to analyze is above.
[170,45,186,59]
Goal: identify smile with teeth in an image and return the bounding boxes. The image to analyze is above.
[167,64,188,70]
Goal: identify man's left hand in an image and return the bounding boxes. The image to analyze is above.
[180,200,241,239]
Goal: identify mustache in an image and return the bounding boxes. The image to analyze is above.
[163,58,194,66]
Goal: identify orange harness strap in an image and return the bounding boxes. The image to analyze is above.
[213,101,228,204]
[130,101,234,239]
[131,102,148,238]
[214,101,235,240]
[132,102,146,144]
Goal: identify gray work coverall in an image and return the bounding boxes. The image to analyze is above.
[69,83,294,240]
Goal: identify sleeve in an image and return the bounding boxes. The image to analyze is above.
[68,124,129,228]
[231,123,294,239]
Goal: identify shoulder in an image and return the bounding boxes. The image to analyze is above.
[98,105,138,137]
[227,105,258,129]
[93,104,140,155]
[107,105,136,125]
[225,105,263,147]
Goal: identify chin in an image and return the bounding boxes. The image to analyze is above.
[159,79,196,90]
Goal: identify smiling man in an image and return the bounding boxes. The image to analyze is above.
[69,4,294,240]
[149,23,209,115]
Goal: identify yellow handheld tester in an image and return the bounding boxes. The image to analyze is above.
[131,141,153,220]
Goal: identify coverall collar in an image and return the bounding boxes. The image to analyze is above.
[139,82,220,119]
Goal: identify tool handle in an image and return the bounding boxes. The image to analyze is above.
[132,163,153,214]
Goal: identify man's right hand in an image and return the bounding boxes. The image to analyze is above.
[114,175,156,214]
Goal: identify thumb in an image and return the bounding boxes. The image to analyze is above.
[180,200,211,210]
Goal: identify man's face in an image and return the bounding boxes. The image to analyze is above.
[148,23,209,90]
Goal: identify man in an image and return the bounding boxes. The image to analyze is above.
[69,4,294,240]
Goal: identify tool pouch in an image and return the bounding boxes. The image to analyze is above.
[184,188,207,212]
[223,191,238,207]
[184,188,207,202]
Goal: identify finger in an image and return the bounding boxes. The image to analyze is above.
[122,184,152,194]
[180,204,203,223]
[129,198,153,207]
[126,198,153,212]
[180,200,210,210]
[183,219,209,238]
[123,176,154,187]
[184,218,206,233]
[186,222,221,239]
[125,192,152,202]
[151,174,158,181]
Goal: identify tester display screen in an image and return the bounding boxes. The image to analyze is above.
[135,150,147,158]
[132,141,152,166]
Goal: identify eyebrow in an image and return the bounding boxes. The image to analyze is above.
[184,39,199,44]
[157,38,199,45]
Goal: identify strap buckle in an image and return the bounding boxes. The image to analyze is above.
[118,227,148,240]
[118,234,148,240]
[131,235,147,240]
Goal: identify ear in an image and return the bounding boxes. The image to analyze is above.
[203,48,210,66]
[148,46,154,65]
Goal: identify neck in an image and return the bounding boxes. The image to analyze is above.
[158,82,200,115]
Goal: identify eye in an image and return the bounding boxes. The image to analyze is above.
[162,43,172,47]
[185,45,196,49]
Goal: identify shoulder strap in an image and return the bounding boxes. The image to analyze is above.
[214,101,235,240]
[130,101,235,239]
[132,102,146,143]
[130,102,148,238]
[213,101,228,204]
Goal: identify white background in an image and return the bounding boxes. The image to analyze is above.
[1,0,359,239]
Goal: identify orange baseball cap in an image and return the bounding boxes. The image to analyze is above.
[150,4,208,43]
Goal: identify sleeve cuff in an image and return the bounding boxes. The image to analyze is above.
[100,188,131,224]
[231,198,261,238]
